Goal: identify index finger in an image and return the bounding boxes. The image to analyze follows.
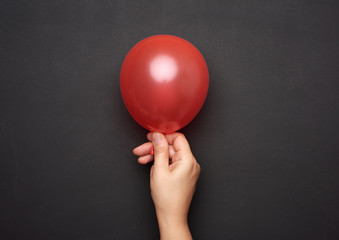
[165,132,191,152]
[147,132,191,152]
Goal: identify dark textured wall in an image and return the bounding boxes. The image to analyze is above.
[1,1,338,239]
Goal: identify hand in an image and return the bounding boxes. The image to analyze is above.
[133,132,201,240]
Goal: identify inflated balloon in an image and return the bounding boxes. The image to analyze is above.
[120,35,209,134]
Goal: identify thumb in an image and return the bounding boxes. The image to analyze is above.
[152,132,169,171]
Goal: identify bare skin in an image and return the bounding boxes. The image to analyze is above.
[133,132,201,240]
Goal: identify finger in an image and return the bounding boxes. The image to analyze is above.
[152,132,169,171]
[133,142,153,156]
[137,154,154,164]
[147,132,152,142]
[169,145,175,159]
[148,132,175,158]
[165,132,191,152]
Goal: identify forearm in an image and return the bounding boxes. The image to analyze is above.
[157,214,192,240]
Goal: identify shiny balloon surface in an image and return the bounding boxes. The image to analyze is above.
[120,35,209,133]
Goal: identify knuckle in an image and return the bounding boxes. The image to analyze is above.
[197,163,201,172]
[154,145,167,155]
[176,132,186,141]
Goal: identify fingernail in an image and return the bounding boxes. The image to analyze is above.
[152,133,163,145]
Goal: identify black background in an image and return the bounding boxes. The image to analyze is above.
[1,1,339,239]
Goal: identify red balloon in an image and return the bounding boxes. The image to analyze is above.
[120,35,209,134]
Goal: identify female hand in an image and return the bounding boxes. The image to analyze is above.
[133,132,201,240]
